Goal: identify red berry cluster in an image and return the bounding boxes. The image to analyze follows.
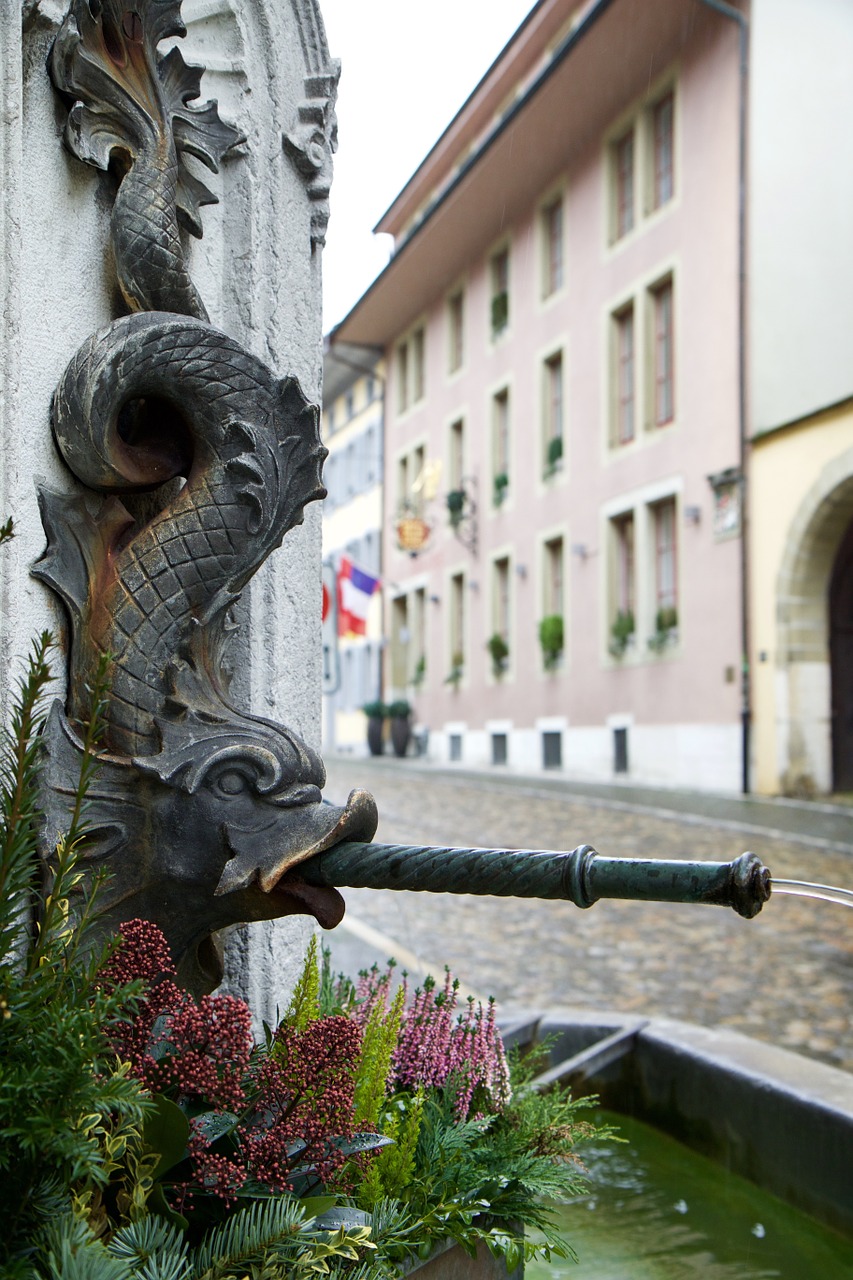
[102,920,253,1110]
[242,1016,363,1194]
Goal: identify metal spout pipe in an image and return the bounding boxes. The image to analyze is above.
[299,842,771,919]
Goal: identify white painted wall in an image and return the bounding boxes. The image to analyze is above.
[749,0,853,432]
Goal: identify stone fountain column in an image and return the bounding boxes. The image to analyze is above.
[1,0,347,1024]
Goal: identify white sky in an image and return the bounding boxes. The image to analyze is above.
[320,0,536,333]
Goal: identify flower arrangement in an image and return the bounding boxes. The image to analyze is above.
[0,624,608,1277]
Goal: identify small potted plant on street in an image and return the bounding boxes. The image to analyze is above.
[539,613,564,671]
[486,632,510,678]
[609,609,635,658]
[387,699,412,758]
[362,699,387,756]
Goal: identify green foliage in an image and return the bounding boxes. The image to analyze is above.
[485,633,509,677]
[385,701,410,721]
[285,933,321,1032]
[356,1092,425,1211]
[648,605,678,652]
[410,656,426,689]
[445,490,466,529]
[0,640,152,1271]
[545,435,563,475]
[354,986,405,1133]
[443,652,464,688]
[492,473,509,507]
[361,702,387,721]
[609,608,635,657]
[538,614,564,669]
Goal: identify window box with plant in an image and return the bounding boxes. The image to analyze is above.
[446,489,466,529]
[493,471,509,508]
[648,605,678,653]
[362,700,387,756]
[444,650,464,689]
[539,614,564,671]
[387,699,412,758]
[486,632,510,679]
[544,435,563,478]
[609,609,635,658]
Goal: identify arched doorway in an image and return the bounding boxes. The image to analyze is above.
[830,516,853,791]
[775,452,853,794]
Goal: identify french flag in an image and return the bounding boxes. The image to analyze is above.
[337,555,380,637]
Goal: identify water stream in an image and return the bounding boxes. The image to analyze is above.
[526,1111,853,1279]
[770,878,853,908]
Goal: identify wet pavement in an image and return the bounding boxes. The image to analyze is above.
[322,757,853,1075]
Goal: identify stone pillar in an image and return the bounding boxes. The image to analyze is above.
[3,0,342,1025]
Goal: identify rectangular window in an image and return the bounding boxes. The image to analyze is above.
[492,389,510,504]
[543,352,564,473]
[614,726,629,774]
[544,536,564,617]
[450,572,465,669]
[490,247,510,337]
[410,444,426,511]
[653,498,677,610]
[652,92,674,209]
[391,596,409,688]
[412,327,425,402]
[396,342,409,414]
[652,279,674,425]
[448,291,464,373]
[413,586,426,684]
[613,129,634,238]
[614,513,635,617]
[542,731,562,769]
[449,733,462,762]
[542,197,564,297]
[614,305,635,445]
[493,556,510,643]
[491,733,508,766]
[449,419,464,490]
[396,455,409,514]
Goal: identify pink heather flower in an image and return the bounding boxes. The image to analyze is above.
[352,960,399,1027]
[394,973,511,1120]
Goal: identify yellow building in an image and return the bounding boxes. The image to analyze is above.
[321,344,385,754]
[751,397,853,795]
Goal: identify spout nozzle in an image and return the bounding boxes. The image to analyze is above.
[729,851,772,918]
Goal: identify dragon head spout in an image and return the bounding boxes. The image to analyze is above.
[40,702,377,995]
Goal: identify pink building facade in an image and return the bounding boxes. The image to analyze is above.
[334,0,749,788]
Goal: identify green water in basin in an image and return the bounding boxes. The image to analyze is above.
[526,1111,853,1280]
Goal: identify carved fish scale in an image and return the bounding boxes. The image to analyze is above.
[42,313,326,758]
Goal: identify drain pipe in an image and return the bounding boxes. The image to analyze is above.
[697,0,750,793]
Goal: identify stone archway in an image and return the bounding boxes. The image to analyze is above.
[775,447,853,793]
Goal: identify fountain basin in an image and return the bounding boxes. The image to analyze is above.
[501,1010,853,1237]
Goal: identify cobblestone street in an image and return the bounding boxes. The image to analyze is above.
[323,758,853,1074]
